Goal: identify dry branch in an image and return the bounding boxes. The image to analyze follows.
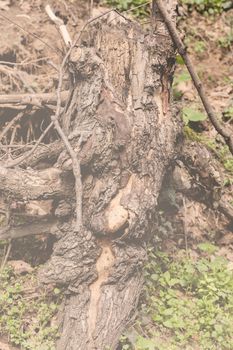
[51,115,83,231]
[11,140,64,168]
[50,15,87,231]
[0,110,26,142]
[5,122,54,168]
[0,220,56,240]
[154,0,233,155]
[1,241,12,270]
[0,166,73,200]
[0,91,69,108]
[45,5,72,46]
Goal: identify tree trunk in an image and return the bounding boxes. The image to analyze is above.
[0,2,180,349]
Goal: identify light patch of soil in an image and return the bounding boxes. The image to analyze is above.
[0,0,88,93]
[177,9,233,117]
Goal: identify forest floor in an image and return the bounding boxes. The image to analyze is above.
[0,1,232,349]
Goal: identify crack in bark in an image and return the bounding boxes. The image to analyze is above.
[88,241,115,349]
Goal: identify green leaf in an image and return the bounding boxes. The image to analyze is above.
[163,271,171,284]
[198,242,218,255]
[136,336,156,350]
[174,71,191,85]
[176,55,185,65]
[182,107,207,124]
[163,308,174,316]
[163,319,174,329]
[53,288,61,295]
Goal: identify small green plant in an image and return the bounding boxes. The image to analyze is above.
[181,0,231,15]
[193,40,206,53]
[223,105,233,122]
[184,126,233,175]
[182,107,207,124]
[217,146,233,173]
[122,246,233,349]
[197,242,218,254]
[218,33,233,49]
[0,266,61,350]
[173,70,191,85]
[104,0,150,18]
[172,70,191,100]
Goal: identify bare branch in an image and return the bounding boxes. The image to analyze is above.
[51,115,82,231]
[0,111,26,143]
[1,241,12,270]
[45,5,72,47]
[0,56,53,67]
[0,91,69,109]
[4,122,54,168]
[0,220,56,240]
[154,0,233,155]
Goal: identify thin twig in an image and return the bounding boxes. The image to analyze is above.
[106,1,150,25]
[0,91,69,108]
[1,241,12,271]
[0,144,35,149]
[0,56,52,66]
[154,0,233,155]
[51,29,84,232]
[182,197,189,258]
[90,0,94,18]
[0,65,31,90]
[0,104,25,110]
[5,122,54,168]
[123,1,150,14]
[0,111,25,142]
[45,5,72,46]
[8,124,19,160]
[51,115,82,231]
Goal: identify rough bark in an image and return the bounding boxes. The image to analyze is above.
[0,91,68,108]
[0,220,56,240]
[49,7,179,349]
[0,3,180,349]
[0,166,73,200]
